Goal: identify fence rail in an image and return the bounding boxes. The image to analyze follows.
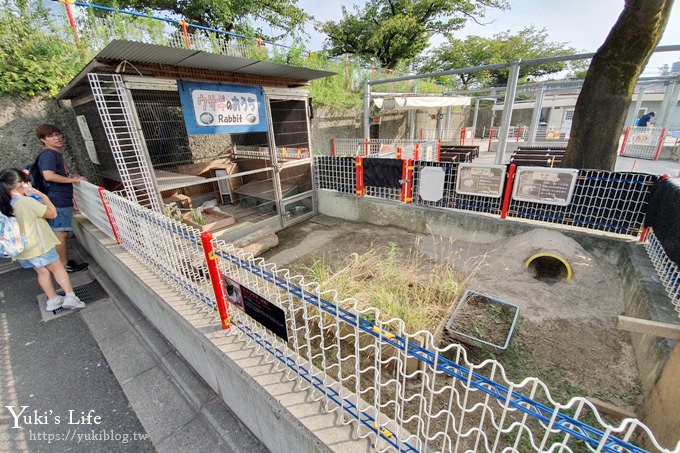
[73,175,677,452]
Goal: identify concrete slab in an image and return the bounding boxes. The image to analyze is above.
[121,366,197,443]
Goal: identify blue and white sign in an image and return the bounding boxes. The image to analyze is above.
[178,80,268,135]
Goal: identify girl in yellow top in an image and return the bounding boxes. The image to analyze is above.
[0,168,84,311]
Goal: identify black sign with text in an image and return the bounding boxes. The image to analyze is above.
[240,285,289,341]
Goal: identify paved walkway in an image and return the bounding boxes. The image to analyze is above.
[0,242,267,453]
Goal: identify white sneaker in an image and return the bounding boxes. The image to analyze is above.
[62,295,85,309]
[46,296,64,311]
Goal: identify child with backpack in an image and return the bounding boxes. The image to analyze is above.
[0,168,85,311]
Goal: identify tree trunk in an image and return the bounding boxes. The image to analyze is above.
[562,0,674,170]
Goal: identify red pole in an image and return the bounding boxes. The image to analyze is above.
[400,159,408,203]
[365,138,369,156]
[516,125,521,143]
[459,128,465,146]
[179,20,191,49]
[396,147,402,160]
[414,143,419,161]
[437,139,441,162]
[653,128,666,160]
[500,164,517,219]
[488,128,494,152]
[420,128,423,140]
[200,232,231,330]
[98,187,120,245]
[331,138,336,157]
[405,159,414,204]
[619,126,630,156]
[61,0,81,47]
[355,156,365,196]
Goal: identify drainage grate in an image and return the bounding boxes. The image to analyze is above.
[56,280,108,304]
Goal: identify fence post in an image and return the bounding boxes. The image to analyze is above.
[364,138,369,156]
[488,128,494,152]
[619,127,631,156]
[331,138,336,157]
[60,0,81,47]
[414,143,419,161]
[500,163,517,219]
[355,156,365,196]
[179,20,191,49]
[516,125,522,143]
[396,147,402,160]
[200,232,231,330]
[400,159,408,203]
[459,128,465,146]
[437,139,441,162]
[406,159,414,204]
[653,128,666,160]
[98,187,120,244]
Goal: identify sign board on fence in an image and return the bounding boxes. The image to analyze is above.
[455,164,506,198]
[512,167,579,206]
[178,80,268,135]
[221,275,289,341]
[419,166,446,202]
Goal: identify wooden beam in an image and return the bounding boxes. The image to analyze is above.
[587,397,637,420]
[615,315,680,340]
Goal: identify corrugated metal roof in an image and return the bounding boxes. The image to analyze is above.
[58,40,335,100]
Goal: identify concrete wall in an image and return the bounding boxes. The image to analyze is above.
[73,218,370,453]
[0,95,93,180]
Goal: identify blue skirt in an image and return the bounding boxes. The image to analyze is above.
[16,248,59,269]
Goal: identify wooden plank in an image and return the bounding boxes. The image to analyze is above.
[586,397,637,420]
[615,315,680,340]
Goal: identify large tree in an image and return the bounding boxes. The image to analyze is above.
[562,0,675,170]
[318,0,508,69]
[421,27,578,89]
[95,0,310,41]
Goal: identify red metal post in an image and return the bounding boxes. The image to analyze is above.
[516,125,521,143]
[437,139,441,161]
[355,156,365,196]
[400,159,408,203]
[179,20,191,49]
[405,159,414,204]
[200,232,231,330]
[488,128,494,152]
[500,164,517,219]
[459,128,465,146]
[653,128,666,160]
[331,138,336,157]
[414,143,419,161]
[98,187,120,244]
[396,147,402,160]
[364,138,369,156]
[420,128,423,140]
[619,126,631,156]
[61,0,81,47]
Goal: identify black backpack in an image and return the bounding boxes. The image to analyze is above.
[28,152,47,193]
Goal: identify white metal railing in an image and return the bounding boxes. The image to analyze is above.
[73,181,676,452]
[332,138,438,161]
[644,230,680,315]
[230,146,311,161]
[620,127,666,160]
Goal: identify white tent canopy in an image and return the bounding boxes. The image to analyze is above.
[373,96,472,110]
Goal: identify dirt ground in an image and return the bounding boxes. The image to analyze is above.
[261,215,641,413]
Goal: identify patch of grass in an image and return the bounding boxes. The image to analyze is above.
[303,240,479,333]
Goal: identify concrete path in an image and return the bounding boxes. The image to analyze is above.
[0,242,268,453]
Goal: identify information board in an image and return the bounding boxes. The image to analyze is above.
[455,164,506,198]
[512,167,579,206]
[221,275,289,341]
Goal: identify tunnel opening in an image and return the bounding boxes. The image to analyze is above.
[525,254,572,284]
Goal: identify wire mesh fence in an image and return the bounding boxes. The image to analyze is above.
[620,127,666,160]
[644,230,680,314]
[73,180,676,452]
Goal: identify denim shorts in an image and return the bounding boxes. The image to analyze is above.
[48,207,73,232]
[16,247,59,269]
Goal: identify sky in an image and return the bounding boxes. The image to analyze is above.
[293,0,680,77]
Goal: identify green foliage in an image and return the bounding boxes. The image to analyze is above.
[95,0,310,42]
[318,0,508,69]
[422,27,578,89]
[0,2,83,96]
